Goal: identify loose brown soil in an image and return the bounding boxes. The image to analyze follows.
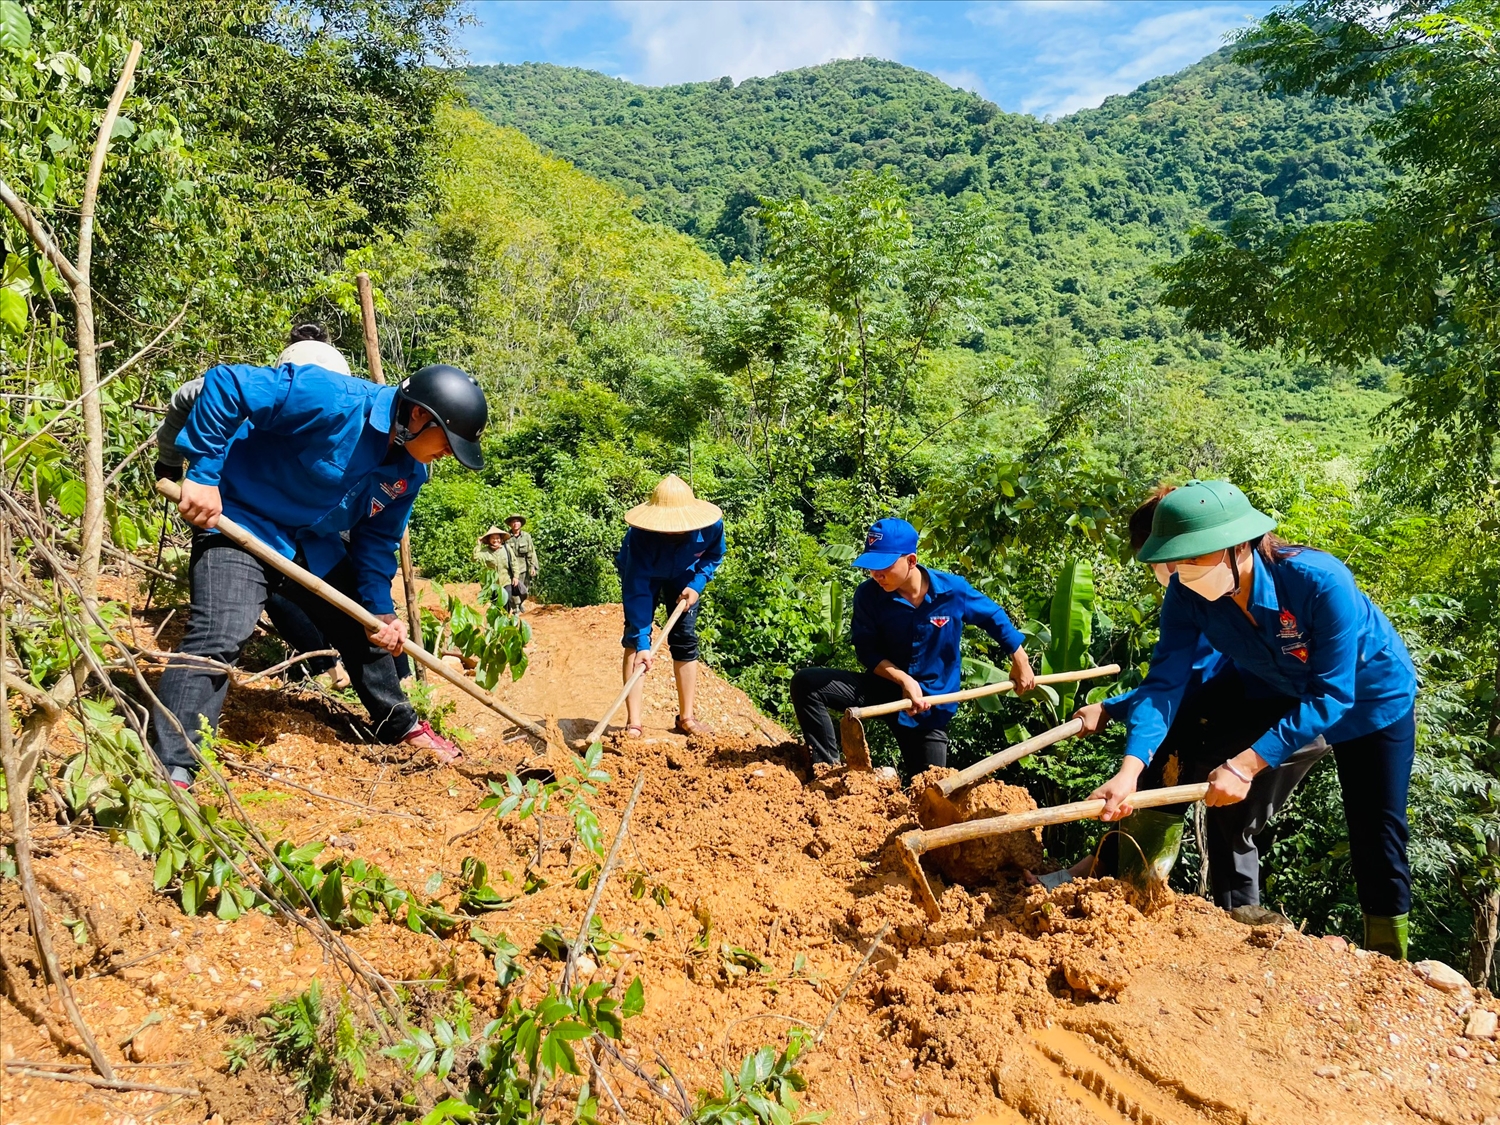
[4,589,1498,1124]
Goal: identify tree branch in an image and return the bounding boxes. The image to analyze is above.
[0,179,82,289]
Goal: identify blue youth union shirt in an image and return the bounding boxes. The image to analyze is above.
[1122,548,1416,767]
[177,362,428,615]
[615,522,725,650]
[850,566,1025,729]
[1103,636,1227,724]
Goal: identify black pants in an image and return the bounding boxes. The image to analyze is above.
[789,667,949,775]
[1124,671,1413,915]
[149,534,417,775]
[264,593,338,676]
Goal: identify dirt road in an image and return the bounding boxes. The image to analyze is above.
[3,600,1496,1124]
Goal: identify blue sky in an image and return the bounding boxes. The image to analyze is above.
[462,1,1280,119]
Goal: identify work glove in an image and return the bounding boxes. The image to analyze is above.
[154,459,184,483]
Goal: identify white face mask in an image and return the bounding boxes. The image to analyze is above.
[1176,554,1237,601]
[1151,563,1173,588]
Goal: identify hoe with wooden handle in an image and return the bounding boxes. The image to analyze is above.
[898,782,1211,922]
[576,598,690,748]
[155,479,548,743]
[840,663,1119,771]
[915,716,1085,829]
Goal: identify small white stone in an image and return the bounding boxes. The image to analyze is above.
[1314,1066,1340,1078]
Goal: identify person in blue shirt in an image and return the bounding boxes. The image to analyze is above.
[1036,488,1327,904]
[790,518,1036,776]
[1074,480,1417,959]
[615,474,725,738]
[150,357,489,787]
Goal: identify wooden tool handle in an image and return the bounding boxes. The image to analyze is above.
[936,717,1084,798]
[848,663,1120,720]
[581,597,691,746]
[905,782,1210,856]
[154,479,546,740]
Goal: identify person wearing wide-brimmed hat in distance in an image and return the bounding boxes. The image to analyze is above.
[473,525,515,606]
[504,513,538,611]
[616,474,724,738]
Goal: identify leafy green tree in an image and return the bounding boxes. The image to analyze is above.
[1158,0,1500,496]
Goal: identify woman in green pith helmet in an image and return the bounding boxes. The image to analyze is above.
[1073,480,1418,959]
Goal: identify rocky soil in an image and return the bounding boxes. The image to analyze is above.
[3,594,1498,1124]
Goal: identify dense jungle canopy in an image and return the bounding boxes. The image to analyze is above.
[2,0,1497,994]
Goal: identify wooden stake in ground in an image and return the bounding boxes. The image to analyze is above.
[153,480,547,742]
[355,271,425,675]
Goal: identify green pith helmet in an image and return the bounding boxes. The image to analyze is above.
[1136,480,1277,564]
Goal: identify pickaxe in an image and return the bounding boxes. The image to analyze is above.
[839,664,1119,770]
[898,781,1211,921]
[154,479,548,744]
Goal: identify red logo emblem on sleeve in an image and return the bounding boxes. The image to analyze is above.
[929,616,950,627]
[1278,608,1303,639]
[1283,643,1309,662]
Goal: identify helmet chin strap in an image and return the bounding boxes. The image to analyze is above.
[1229,545,1243,595]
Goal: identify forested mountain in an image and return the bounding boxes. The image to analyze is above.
[463,54,1392,247]
[462,54,1400,447]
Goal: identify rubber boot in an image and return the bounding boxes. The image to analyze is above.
[1363,913,1409,960]
[1115,808,1185,892]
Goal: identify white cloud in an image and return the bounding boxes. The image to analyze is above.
[610,0,901,85]
[1013,4,1260,116]
[933,66,988,96]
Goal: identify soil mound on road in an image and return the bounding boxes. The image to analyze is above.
[4,601,1497,1124]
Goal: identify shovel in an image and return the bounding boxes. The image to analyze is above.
[914,717,1085,829]
[155,479,548,743]
[897,782,1210,922]
[840,664,1119,770]
[577,598,690,747]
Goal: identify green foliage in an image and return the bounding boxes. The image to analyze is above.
[480,743,611,858]
[1040,559,1095,716]
[1160,0,1500,494]
[424,581,530,689]
[691,1028,826,1125]
[230,980,374,1123]
[387,976,647,1123]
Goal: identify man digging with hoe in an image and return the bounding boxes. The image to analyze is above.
[150,353,489,787]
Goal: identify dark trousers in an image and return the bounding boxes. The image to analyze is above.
[149,534,417,774]
[1125,671,1412,915]
[264,593,338,676]
[790,668,949,775]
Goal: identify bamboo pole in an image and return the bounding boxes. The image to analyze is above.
[154,480,546,741]
[580,600,689,746]
[355,272,425,675]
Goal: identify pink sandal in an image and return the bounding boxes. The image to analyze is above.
[403,720,463,764]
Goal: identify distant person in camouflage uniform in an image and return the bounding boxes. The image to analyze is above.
[473,526,516,606]
[505,514,538,612]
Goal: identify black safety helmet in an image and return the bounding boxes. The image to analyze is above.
[395,364,488,470]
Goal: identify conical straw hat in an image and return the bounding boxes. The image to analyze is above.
[624,474,723,533]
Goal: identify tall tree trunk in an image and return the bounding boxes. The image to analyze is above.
[71,41,141,600]
[1468,839,1500,988]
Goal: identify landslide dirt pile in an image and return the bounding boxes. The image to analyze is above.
[4,600,1498,1125]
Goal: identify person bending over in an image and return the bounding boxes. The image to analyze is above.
[150,357,488,786]
[615,475,724,738]
[791,518,1035,777]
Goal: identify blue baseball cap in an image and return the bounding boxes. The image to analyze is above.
[852,518,919,569]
